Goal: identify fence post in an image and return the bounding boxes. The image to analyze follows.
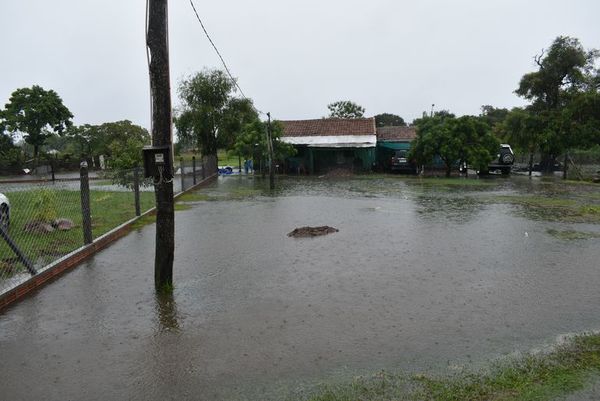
[133,167,141,217]
[192,156,197,185]
[202,156,206,180]
[50,158,56,182]
[80,161,93,245]
[180,157,185,192]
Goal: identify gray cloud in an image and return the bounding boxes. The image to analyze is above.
[1,0,599,129]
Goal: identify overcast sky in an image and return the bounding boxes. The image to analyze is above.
[1,0,599,130]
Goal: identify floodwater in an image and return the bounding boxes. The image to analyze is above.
[1,175,600,400]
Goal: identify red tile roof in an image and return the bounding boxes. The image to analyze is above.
[279,118,376,137]
[376,126,417,141]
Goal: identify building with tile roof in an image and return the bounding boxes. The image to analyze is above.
[280,118,377,174]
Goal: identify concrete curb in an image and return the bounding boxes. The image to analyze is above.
[0,173,217,311]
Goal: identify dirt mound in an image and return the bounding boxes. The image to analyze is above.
[287,226,339,238]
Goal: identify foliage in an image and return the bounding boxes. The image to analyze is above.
[410,114,498,176]
[514,36,599,173]
[516,36,598,110]
[32,189,58,222]
[498,107,548,173]
[326,100,365,119]
[0,85,73,158]
[232,119,296,167]
[0,133,23,170]
[64,121,150,169]
[479,105,509,129]
[174,69,257,155]
[375,113,406,127]
[218,97,258,150]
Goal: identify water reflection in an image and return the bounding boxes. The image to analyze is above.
[154,288,180,333]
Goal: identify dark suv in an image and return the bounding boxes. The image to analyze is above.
[391,150,416,173]
[484,144,515,175]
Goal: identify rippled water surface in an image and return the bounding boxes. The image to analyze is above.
[1,175,600,400]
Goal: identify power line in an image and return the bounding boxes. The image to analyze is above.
[188,0,249,101]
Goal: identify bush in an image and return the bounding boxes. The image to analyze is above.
[31,189,58,222]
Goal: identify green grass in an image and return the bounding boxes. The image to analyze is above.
[0,189,155,272]
[301,333,600,401]
[547,229,600,240]
[178,149,240,167]
[217,149,242,167]
[493,195,600,223]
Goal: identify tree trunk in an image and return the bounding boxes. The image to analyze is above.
[563,151,568,180]
[147,0,175,289]
[528,152,534,177]
[445,164,451,177]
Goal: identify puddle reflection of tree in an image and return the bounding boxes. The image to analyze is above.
[154,289,180,333]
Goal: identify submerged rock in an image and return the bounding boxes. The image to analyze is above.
[287,226,339,238]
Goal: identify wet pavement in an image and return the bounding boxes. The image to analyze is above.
[1,175,600,400]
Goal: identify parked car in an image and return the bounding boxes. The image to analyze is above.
[0,193,10,230]
[480,144,515,175]
[391,150,417,174]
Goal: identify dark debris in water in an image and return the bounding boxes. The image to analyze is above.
[287,226,339,238]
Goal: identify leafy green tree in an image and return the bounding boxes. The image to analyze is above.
[479,105,509,130]
[65,121,149,167]
[410,114,498,177]
[175,69,255,156]
[375,113,406,127]
[561,91,600,148]
[218,97,258,150]
[0,85,73,160]
[327,100,365,119]
[0,132,24,171]
[233,119,296,172]
[515,36,599,175]
[499,108,547,176]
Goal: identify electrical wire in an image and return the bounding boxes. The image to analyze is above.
[187,0,266,115]
[188,0,247,99]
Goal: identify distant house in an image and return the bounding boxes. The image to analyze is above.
[375,126,417,171]
[280,118,377,174]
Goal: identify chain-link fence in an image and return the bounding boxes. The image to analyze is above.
[512,148,600,180]
[0,155,217,295]
[567,148,600,180]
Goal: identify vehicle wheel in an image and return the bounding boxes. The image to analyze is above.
[501,153,514,164]
[0,203,9,230]
[501,168,511,175]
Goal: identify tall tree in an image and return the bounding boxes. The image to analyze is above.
[515,36,599,176]
[327,100,365,119]
[375,113,406,127]
[1,85,73,160]
[174,69,253,156]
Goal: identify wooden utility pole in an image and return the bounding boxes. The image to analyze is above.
[266,112,275,190]
[147,0,175,288]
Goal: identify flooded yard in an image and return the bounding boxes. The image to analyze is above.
[1,175,600,400]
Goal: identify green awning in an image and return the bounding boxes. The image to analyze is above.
[377,141,411,150]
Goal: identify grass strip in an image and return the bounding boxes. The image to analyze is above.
[302,333,600,401]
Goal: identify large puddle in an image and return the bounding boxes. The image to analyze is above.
[1,175,600,400]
